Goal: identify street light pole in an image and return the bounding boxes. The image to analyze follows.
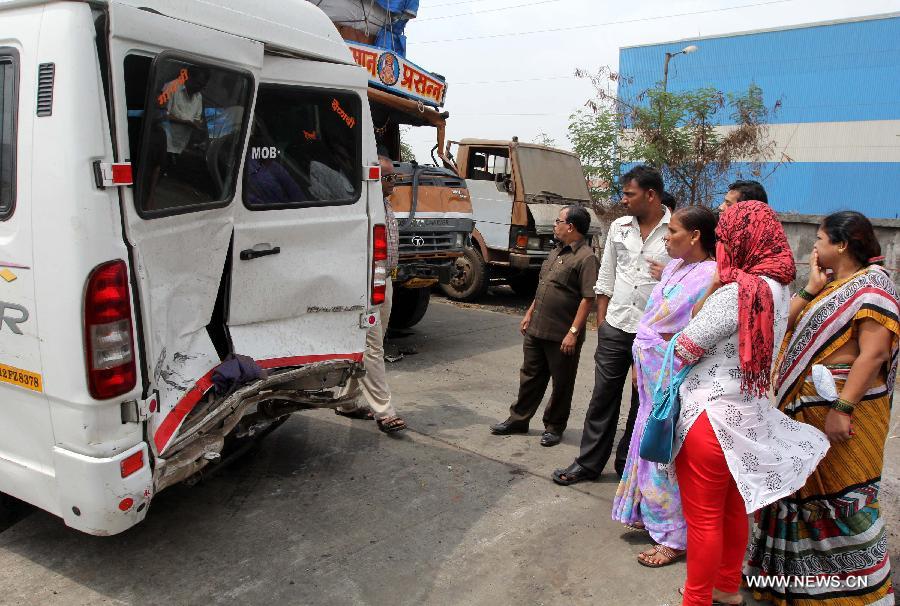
[657,44,698,165]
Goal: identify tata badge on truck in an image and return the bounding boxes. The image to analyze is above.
[0,0,385,535]
[441,139,601,301]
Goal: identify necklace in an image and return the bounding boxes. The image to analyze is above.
[660,257,712,293]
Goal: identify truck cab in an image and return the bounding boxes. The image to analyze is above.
[442,139,601,301]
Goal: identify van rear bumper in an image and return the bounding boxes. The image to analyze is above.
[52,442,152,536]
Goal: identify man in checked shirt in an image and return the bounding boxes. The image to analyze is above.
[334,148,406,433]
[489,205,599,447]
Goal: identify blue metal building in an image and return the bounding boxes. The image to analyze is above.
[618,13,900,218]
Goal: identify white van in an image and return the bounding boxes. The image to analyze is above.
[0,0,385,535]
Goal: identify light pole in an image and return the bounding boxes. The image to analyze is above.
[662,45,698,93]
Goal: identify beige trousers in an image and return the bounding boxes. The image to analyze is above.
[337,280,396,420]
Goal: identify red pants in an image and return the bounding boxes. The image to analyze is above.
[675,412,748,606]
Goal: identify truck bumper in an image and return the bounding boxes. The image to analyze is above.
[394,259,456,286]
[53,441,152,536]
[509,251,549,271]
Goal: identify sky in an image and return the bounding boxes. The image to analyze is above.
[399,0,900,162]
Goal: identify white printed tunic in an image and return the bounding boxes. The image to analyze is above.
[673,278,829,513]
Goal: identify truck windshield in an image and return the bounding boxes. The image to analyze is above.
[244,84,361,209]
[516,147,590,201]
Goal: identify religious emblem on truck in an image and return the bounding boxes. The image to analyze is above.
[347,42,447,108]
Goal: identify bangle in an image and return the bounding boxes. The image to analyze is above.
[797,288,816,301]
[830,398,855,415]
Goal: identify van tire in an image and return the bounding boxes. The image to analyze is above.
[389,287,431,329]
[438,246,488,302]
[507,273,538,298]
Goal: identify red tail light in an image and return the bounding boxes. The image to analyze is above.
[84,260,137,399]
[372,224,388,305]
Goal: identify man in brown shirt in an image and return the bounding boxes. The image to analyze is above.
[490,205,600,447]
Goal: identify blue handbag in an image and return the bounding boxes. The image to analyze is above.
[639,335,693,464]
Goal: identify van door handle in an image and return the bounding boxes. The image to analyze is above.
[239,245,281,261]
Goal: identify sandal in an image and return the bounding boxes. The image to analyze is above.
[637,544,685,568]
[624,521,647,532]
[334,408,374,421]
[377,416,407,433]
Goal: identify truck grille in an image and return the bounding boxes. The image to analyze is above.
[399,232,456,254]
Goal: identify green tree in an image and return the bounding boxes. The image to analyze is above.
[569,67,787,207]
[399,126,417,163]
[532,131,558,147]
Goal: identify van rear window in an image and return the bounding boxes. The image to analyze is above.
[125,54,252,218]
[0,51,17,220]
[244,85,361,209]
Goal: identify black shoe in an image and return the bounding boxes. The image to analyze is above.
[540,431,561,447]
[490,419,529,435]
[552,462,600,486]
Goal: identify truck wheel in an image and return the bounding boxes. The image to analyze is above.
[507,273,538,298]
[438,246,488,302]
[389,286,431,329]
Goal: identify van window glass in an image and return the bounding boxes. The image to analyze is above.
[126,54,252,217]
[0,54,16,219]
[244,85,361,209]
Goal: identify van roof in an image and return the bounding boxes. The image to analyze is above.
[0,0,353,64]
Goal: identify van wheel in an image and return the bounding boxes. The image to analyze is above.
[438,246,488,302]
[507,273,538,298]
[0,493,30,531]
[389,287,431,329]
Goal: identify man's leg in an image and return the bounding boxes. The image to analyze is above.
[343,280,397,420]
[541,335,585,435]
[572,322,636,475]
[505,334,552,427]
[614,387,641,477]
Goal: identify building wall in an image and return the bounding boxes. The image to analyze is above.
[618,14,900,219]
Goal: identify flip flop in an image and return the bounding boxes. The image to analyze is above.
[678,586,746,605]
[637,544,685,568]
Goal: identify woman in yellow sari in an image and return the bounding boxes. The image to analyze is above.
[746,211,899,605]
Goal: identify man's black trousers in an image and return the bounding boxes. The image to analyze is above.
[507,333,585,435]
[574,321,640,476]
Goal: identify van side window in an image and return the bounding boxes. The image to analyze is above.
[124,54,252,217]
[0,51,17,220]
[244,85,361,209]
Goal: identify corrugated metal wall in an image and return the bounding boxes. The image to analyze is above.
[618,14,900,218]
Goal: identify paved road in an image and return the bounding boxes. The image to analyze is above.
[0,296,897,605]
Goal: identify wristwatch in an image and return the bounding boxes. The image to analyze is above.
[569,326,579,335]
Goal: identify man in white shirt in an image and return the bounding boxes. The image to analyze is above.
[554,165,671,485]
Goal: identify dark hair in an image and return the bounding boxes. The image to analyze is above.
[727,180,768,204]
[376,144,392,159]
[564,205,591,236]
[620,165,664,198]
[673,206,718,257]
[820,211,882,266]
[661,191,677,211]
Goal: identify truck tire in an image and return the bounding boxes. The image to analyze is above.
[438,246,488,302]
[507,272,538,298]
[389,286,431,329]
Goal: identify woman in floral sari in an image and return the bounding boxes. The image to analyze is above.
[746,211,899,606]
[612,206,718,567]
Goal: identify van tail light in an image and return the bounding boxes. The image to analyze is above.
[372,224,388,305]
[84,260,137,399]
[515,233,528,249]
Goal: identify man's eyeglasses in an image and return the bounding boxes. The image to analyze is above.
[381,173,401,183]
[554,219,570,225]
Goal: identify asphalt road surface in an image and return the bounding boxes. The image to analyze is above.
[0,293,897,605]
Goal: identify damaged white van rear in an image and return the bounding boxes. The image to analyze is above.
[0,0,384,535]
